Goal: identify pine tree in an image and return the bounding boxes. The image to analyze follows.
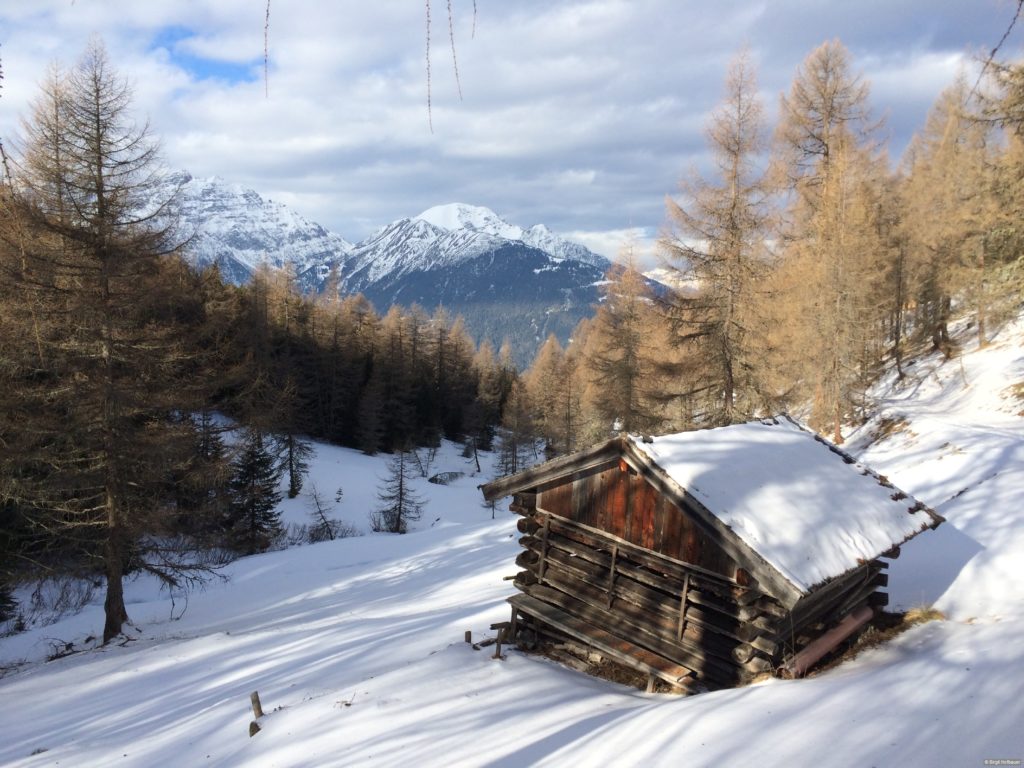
[371,450,424,534]
[225,427,284,554]
[280,432,312,499]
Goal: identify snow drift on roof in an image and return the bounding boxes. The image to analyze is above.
[629,418,937,592]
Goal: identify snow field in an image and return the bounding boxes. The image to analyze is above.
[1,320,1023,766]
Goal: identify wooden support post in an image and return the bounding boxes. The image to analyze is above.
[606,544,618,608]
[676,573,690,642]
[645,674,656,694]
[465,630,472,644]
[510,607,519,642]
[249,690,264,738]
[537,513,552,584]
[493,627,504,659]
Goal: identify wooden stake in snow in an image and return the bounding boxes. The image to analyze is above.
[250,691,265,719]
[249,691,265,737]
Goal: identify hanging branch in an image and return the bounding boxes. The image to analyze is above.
[426,0,433,132]
[970,0,1023,98]
[0,45,10,185]
[448,0,463,101]
[264,0,271,97]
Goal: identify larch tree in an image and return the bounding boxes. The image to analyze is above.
[525,333,581,456]
[772,39,885,443]
[1,39,214,642]
[581,257,662,439]
[371,449,424,534]
[661,49,772,425]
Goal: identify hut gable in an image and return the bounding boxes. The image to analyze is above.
[629,417,943,592]
[482,417,943,691]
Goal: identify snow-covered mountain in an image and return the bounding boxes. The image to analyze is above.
[342,203,611,364]
[343,202,608,289]
[164,171,352,287]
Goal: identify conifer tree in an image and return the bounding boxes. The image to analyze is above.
[662,49,772,425]
[772,39,885,442]
[225,427,284,554]
[1,39,214,642]
[371,449,424,534]
[496,380,536,476]
[280,432,313,499]
[903,77,1002,353]
[581,258,662,438]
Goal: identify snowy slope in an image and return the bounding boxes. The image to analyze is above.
[2,320,1023,766]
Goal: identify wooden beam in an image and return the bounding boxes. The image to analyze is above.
[480,439,624,500]
[780,604,874,678]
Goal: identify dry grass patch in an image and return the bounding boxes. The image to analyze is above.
[871,415,914,442]
[810,606,946,676]
[1001,381,1024,416]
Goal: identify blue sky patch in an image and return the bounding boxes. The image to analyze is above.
[151,25,258,85]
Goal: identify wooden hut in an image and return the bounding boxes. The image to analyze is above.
[480,416,943,692]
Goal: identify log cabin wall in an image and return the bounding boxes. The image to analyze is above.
[510,505,785,689]
[507,481,891,689]
[536,461,737,580]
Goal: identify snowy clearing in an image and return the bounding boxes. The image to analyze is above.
[2,320,1023,767]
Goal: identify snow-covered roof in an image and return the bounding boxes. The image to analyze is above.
[629,418,941,592]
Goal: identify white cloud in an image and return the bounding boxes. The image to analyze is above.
[1,0,1018,246]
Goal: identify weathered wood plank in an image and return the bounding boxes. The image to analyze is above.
[509,593,695,687]
[522,583,745,685]
[781,604,875,678]
[521,530,775,636]
[516,569,754,668]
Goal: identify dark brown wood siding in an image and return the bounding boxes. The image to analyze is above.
[537,463,738,579]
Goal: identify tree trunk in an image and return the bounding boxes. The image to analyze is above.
[102,530,129,643]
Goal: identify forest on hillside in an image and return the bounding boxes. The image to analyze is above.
[0,38,1021,644]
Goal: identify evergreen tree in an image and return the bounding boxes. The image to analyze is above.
[225,427,284,554]
[279,432,312,499]
[371,449,424,534]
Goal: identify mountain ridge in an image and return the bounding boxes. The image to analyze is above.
[162,174,612,363]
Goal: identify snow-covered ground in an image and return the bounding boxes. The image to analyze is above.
[2,319,1023,767]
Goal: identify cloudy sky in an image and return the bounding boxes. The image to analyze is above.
[0,1,1021,258]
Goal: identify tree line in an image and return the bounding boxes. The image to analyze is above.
[520,41,1024,454]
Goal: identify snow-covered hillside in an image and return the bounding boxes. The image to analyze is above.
[1,319,1022,767]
